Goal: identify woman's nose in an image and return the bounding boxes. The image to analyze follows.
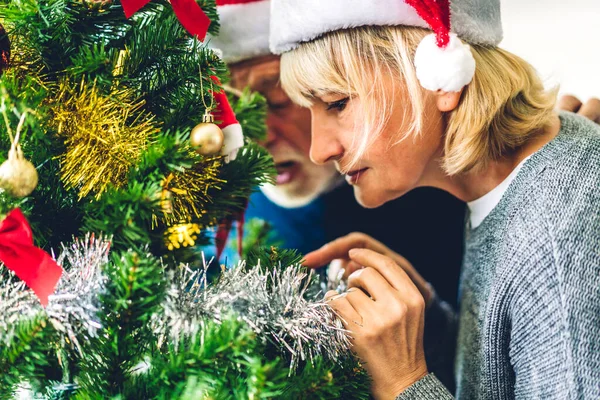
[309,114,344,165]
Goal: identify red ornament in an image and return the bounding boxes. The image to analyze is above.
[209,75,245,161]
[0,23,10,75]
[121,0,212,41]
[0,209,63,307]
[215,199,248,261]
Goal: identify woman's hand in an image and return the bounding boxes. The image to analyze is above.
[326,248,428,399]
[304,232,434,306]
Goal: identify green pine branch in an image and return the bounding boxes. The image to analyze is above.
[231,88,268,142]
[0,316,57,398]
[75,249,166,397]
[137,316,288,400]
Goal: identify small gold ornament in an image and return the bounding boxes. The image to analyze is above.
[0,145,38,198]
[0,110,38,198]
[165,222,201,251]
[190,110,224,156]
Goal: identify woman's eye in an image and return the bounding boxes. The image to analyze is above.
[326,97,349,112]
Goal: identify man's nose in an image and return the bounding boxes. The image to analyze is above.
[309,115,344,165]
[262,113,279,147]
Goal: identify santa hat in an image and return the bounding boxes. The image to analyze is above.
[210,75,245,161]
[209,0,271,64]
[270,0,503,92]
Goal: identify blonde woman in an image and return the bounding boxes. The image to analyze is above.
[269,0,600,399]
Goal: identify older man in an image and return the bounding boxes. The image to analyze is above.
[210,0,600,305]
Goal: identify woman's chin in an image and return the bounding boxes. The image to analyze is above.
[353,186,387,209]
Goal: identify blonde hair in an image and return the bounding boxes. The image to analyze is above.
[280,26,557,175]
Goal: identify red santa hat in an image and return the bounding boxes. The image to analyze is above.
[210,75,245,161]
[209,0,272,64]
[270,0,503,92]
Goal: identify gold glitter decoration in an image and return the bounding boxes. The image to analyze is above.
[113,48,129,77]
[165,222,201,251]
[50,79,159,199]
[159,157,225,226]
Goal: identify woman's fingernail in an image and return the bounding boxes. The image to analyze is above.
[348,248,359,257]
[327,293,346,301]
[348,269,363,279]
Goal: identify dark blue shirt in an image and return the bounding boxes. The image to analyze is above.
[202,185,466,306]
[245,190,326,255]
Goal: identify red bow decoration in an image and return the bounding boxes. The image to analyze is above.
[0,208,63,307]
[121,0,212,41]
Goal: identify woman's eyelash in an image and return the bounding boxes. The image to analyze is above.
[326,97,349,111]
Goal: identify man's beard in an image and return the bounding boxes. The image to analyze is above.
[259,172,343,209]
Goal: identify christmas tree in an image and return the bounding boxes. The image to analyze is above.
[0,1,369,398]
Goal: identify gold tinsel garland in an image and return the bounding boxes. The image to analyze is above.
[159,156,226,250]
[160,158,225,225]
[50,79,159,199]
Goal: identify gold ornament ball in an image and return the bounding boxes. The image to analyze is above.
[0,156,38,198]
[190,123,224,156]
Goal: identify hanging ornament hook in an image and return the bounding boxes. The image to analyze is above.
[190,64,224,156]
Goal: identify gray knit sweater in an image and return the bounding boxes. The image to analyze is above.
[398,112,600,399]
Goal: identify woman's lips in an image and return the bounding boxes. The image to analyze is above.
[275,161,299,185]
[345,168,368,185]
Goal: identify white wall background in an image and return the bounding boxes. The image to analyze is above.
[500,0,600,101]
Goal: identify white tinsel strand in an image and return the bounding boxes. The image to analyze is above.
[49,233,109,354]
[0,272,41,347]
[0,233,109,355]
[156,255,351,371]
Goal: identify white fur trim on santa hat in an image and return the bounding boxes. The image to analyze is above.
[270,0,426,54]
[221,123,245,162]
[270,0,503,54]
[209,0,271,64]
[414,33,475,92]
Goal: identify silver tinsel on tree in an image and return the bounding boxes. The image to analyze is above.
[2,236,354,380]
[157,254,352,371]
[0,233,109,355]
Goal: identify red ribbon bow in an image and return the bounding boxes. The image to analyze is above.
[0,208,63,307]
[121,0,212,41]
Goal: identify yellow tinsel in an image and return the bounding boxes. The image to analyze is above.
[50,79,159,199]
[159,156,225,226]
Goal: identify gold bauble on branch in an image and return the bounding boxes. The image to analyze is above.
[0,145,38,198]
[190,110,224,156]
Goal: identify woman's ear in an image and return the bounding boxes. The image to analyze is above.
[435,89,463,112]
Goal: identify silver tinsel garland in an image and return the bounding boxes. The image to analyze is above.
[0,234,109,354]
[2,238,351,372]
[157,254,352,371]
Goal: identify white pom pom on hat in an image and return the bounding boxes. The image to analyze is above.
[405,0,475,92]
[269,0,503,92]
[414,33,476,92]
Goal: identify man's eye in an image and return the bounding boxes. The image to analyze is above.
[269,100,290,110]
[326,97,349,112]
